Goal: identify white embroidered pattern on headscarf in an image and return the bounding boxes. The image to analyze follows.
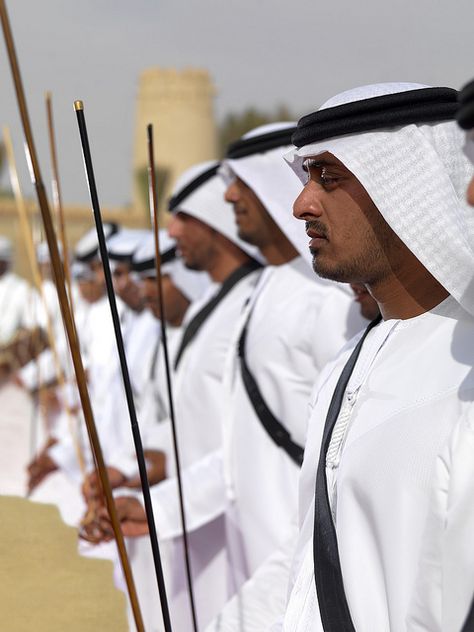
[285,83,474,315]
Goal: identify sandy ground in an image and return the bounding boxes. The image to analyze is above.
[0,381,165,630]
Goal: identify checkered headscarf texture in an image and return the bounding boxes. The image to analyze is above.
[285,83,474,315]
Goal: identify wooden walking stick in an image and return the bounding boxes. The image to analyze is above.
[45,92,75,312]
[147,123,198,632]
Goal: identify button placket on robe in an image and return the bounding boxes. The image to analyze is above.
[325,319,400,519]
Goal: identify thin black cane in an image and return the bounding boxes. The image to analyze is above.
[147,123,198,632]
[74,101,172,632]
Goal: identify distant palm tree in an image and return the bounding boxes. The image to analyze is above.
[218,104,297,157]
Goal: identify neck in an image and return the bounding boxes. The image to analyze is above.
[207,237,253,283]
[168,310,188,328]
[167,292,190,327]
[167,314,183,327]
[368,262,449,320]
[259,229,299,266]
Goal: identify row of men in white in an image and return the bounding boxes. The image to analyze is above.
[18,116,363,630]
[9,77,474,632]
[203,81,474,632]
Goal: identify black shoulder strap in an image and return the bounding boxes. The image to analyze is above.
[313,315,382,631]
[237,312,304,467]
[462,600,474,631]
[173,260,261,370]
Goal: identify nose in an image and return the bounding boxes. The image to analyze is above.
[293,182,325,222]
[224,179,240,203]
[168,214,183,238]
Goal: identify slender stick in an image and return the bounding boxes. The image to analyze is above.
[3,126,86,475]
[28,287,40,469]
[0,4,145,630]
[44,92,85,467]
[147,123,198,631]
[74,101,173,632]
[26,218,42,467]
[45,92,75,313]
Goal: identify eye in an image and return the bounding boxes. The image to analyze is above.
[302,159,341,189]
[319,167,340,189]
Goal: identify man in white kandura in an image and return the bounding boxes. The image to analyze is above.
[216,123,363,607]
[105,161,261,630]
[275,83,474,632]
[405,79,474,632]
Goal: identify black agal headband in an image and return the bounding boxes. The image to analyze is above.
[292,87,459,147]
[226,126,296,159]
[457,79,474,131]
[132,246,177,274]
[168,163,219,212]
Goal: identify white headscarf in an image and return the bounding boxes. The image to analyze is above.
[285,83,474,315]
[221,122,311,266]
[36,240,62,265]
[74,222,118,262]
[171,161,260,260]
[106,228,150,260]
[133,231,210,303]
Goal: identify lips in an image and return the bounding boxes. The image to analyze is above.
[306,228,325,239]
[306,228,328,250]
[233,205,247,217]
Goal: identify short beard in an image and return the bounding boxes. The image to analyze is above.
[311,250,377,283]
[310,222,393,285]
[184,259,204,272]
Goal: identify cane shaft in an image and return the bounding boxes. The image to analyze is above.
[147,123,198,632]
[75,102,172,632]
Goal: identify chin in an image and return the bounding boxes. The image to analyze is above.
[237,228,259,246]
[312,250,367,284]
[312,259,351,283]
[184,260,203,272]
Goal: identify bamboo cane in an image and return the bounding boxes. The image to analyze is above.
[147,123,198,632]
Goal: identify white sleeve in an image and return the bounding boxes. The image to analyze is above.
[204,525,297,632]
[18,350,57,391]
[407,409,474,632]
[150,449,227,540]
[106,417,173,481]
[48,437,82,480]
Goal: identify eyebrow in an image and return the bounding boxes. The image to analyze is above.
[302,158,329,172]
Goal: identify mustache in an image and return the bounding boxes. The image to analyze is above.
[305,220,328,239]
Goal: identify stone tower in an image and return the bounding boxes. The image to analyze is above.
[132,67,218,219]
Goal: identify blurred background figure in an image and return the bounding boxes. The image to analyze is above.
[350,283,380,321]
